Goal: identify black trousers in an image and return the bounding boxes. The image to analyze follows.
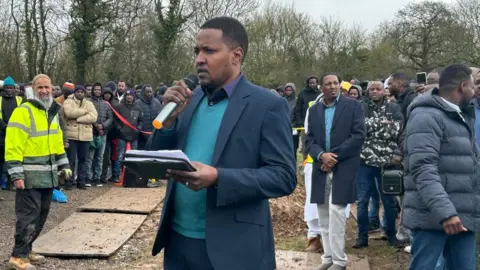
[292,134,299,160]
[164,230,214,270]
[101,139,114,181]
[66,140,89,185]
[12,188,53,257]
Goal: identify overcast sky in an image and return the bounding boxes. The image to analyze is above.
[264,0,455,31]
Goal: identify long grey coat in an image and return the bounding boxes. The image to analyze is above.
[402,88,480,232]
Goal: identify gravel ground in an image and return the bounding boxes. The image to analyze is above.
[0,185,165,270]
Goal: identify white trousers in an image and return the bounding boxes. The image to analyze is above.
[304,164,350,238]
[317,172,348,267]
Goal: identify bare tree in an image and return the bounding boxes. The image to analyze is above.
[186,0,259,29]
[455,0,480,64]
[388,1,471,71]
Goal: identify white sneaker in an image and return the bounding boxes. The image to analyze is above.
[85,184,92,187]
[96,184,103,187]
[404,245,411,253]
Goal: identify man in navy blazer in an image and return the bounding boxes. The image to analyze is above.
[146,17,296,270]
[305,73,365,270]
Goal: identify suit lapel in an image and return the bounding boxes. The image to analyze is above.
[212,79,250,165]
[177,89,204,150]
[332,96,347,130]
[315,102,326,134]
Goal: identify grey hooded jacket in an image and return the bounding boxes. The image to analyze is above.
[402,88,480,232]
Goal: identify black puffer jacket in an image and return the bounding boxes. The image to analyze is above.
[403,88,480,232]
[113,98,143,142]
[134,85,162,132]
[90,83,113,136]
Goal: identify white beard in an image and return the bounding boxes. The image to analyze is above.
[34,92,53,111]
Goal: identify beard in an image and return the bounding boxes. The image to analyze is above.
[4,89,14,98]
[34,92,53,110]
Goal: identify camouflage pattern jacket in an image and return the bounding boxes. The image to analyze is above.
[360,98,404,168]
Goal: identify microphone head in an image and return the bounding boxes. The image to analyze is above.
[183,74,199,91]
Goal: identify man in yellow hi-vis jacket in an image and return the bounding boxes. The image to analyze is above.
[6,74,72,270]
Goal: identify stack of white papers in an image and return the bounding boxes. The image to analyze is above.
[124,150,191,163]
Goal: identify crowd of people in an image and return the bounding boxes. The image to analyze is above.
[0,79,168,192]
[2,15,479,270]
[278,65,478,270]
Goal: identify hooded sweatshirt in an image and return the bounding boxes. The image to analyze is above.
[134,85,162,132]
[284,83,297,126]
[294,76,321,127]
[349,85,363,100]
[90,83,113,136]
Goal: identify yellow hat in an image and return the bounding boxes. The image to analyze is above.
[340,81,352,92]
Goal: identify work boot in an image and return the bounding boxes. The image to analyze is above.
[305,236,323,253]
[387,235,405,248]
[313,262,333,270]
[352,238,368,249]
[28,253,46,265]
[8,257,36,270]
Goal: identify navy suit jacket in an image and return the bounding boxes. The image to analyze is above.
[305,95,365,205]
[146,76,296,270]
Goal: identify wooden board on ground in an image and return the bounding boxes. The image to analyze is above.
[276,250,370,270]
[33,212,146,258]
[78,187,165,214]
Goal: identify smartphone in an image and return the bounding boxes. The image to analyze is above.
[416,72,427,84]
[25,86,34,99]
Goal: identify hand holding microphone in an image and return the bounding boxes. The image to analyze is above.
[152,74,199,129]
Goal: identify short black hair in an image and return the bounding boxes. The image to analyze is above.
[390,73,409,87]
[439,64,472,94]
[200,17,249,62]
[319,72,342,85]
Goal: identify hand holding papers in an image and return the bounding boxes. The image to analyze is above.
[166,161,219,191]
[122,150,196,180]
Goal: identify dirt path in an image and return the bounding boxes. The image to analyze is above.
[0,186,164,270]
[0,180,412,269]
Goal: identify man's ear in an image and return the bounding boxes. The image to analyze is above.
[459,81,467,94]
[232,47,244,65]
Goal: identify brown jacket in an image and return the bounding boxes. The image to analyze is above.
[61,95,98,141]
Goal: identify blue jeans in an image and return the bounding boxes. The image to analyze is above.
[369,189,386,228]
[410,230,475,270]
[113,139,137,177]
[435,255,447,270]
[87,136,107,183]
[356,165,397,239]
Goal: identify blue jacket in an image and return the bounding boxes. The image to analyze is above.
[403,88,480,232]
[146,76,296,270]
[306,95,366,205]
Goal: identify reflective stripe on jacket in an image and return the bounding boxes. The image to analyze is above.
[5,100,69,189]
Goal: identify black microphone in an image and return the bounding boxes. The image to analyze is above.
[152,74,199,129]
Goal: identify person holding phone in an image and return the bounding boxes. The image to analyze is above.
[146,17,296,270]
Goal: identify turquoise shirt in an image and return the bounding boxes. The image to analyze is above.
[172,97,228,239]
[171,73,243,239]
[324,96,339,152]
